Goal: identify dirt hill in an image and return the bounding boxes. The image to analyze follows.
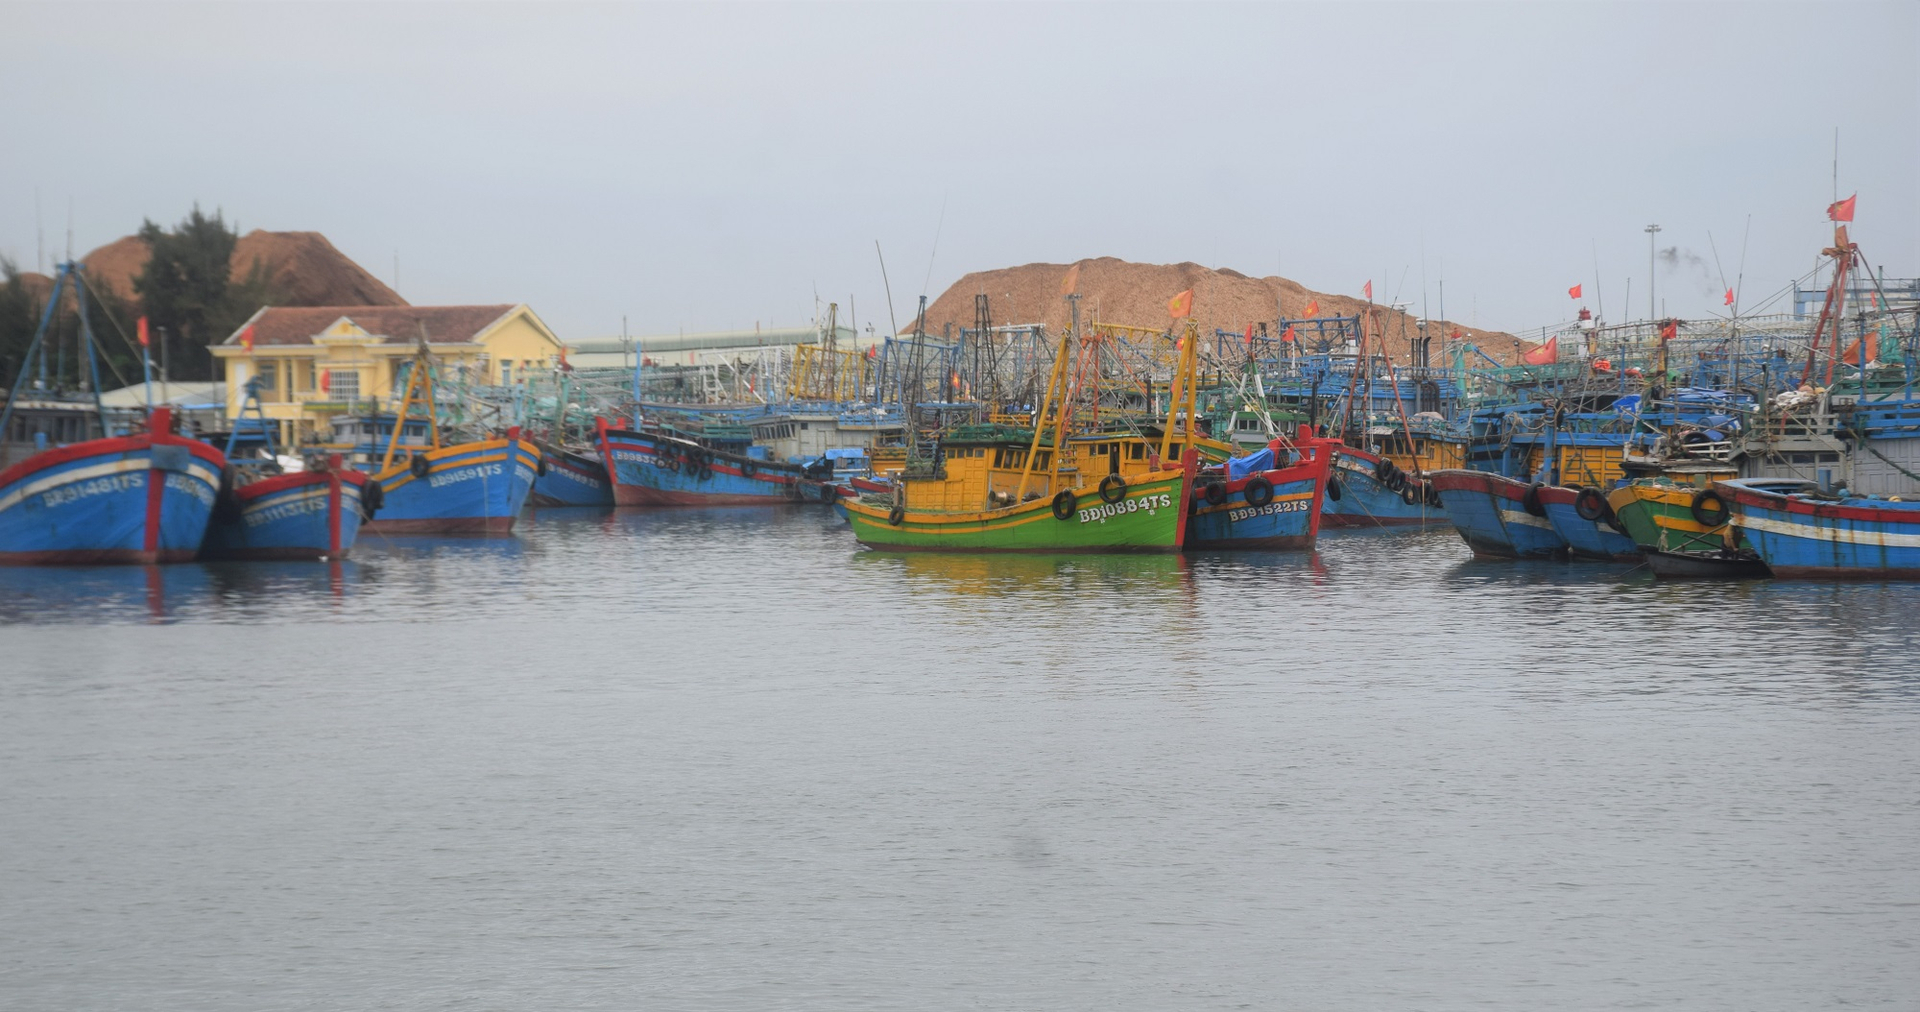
[72,230,405,308]
[914,257,1531,366]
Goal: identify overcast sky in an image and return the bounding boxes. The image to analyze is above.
[3,2,1915,341]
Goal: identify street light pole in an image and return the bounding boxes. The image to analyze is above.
[1644,223,1662,325]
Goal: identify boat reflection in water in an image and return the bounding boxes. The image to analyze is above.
[852,549,1194,601]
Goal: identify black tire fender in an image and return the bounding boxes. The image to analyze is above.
[887,503,905,526]
[1401,484,1418,505]
[1374,458,1394,482]
[1690,488,1730,528]
[359,477,384,518]
[1522,481,1547,517]
[1574,486,1609,522]
[409,453,432,479]
[1052,490,1078,520]
[1244,475,1274,507]
[1202,480,1228,505]
[1327,478,1343,502]
[1098,474,1127,504]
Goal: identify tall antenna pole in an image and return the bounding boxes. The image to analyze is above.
[1644,224,1662,326]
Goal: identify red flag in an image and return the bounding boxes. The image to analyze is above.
[239,323,255,353]
[1303,299,1319,318]
[1244,323,1254,346]
[1450,328,1463,340]
[1167,289,1194,319]
[1660,319,1678,341]
[137,316,150,347]
[1363,280,1372,301]
[1523,336,1558,365]
[1828,193,1856,222]
[1282,325,1296,343]
[1568,284,1582,299]
[1724,288,1735,307]
[319,369,331,393]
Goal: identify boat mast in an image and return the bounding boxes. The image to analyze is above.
[0,264,71,454]
[1014,317,1074,503]
[1157,320,1200,463]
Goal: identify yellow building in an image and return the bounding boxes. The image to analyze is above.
[211,304,565,444]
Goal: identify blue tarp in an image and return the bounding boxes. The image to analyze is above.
[1227,447,1274,480]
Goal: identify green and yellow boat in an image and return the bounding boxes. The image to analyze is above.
[844,314,1202,553]
[1606,470,1763,577]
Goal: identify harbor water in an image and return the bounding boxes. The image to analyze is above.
[3,508,1917,1009]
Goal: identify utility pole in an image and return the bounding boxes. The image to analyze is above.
[1644,224,1662,326]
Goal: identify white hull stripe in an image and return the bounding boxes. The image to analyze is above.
[0,457,220,514]
[1734,512,1920,549]
[1497,509,1556,531]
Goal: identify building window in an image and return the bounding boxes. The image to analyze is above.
[331,371,360,401]
[255,361,277,393]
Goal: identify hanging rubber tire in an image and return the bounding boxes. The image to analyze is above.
[1245,476,1274,507]
[887,503,905,526]
[1387,471,1408,493]
[1690,488,1729,528]
[820,483,837,503]
[1522,481,1547,517]
[1374,458,1394,482]
[1098,474,1127,504]
[1426,483,1443,508]
[1574,486,1608,522]
[1401,484,1418,505]
[359,478,384,518]
[1052,490,1078,520]
[536,455,548,477]
[741,459,756,478]
[410,454,432,479]
[1203,481,1228,505]
[1327,478,1343,502]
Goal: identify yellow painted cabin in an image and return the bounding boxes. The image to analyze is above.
[210,304,565,446]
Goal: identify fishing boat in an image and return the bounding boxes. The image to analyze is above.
[1535,484,1641,561]
[201,456,372,560]
[1716,477,1920,579]
[1321,444,1444,527]
[326,345,540,534]
[528,441,614,507]
[842,311,1200,553]
[594,418,835,505]
[1429,470,1569,559]
[0,407,226,565]
[1604,476,1768,577]
[1185,428,1338,550]
[200,380,375,560]
[0,264,226,565]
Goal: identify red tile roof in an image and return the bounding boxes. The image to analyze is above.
[226,305,518,347]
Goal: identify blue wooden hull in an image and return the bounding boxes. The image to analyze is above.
[1185,438,1335,550]
[1431,469,1568,559]
[0,425,225,566]
[530,446,614,507]
[1717,478,1920,579]
[1322,449,1441,527]
[596,423,808,506]
[1538,485,1641,561]
[203,469,367,560]
[364,438,539,533]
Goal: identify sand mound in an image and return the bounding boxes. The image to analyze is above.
[74,230,405,308]
[916,257,1530,366]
